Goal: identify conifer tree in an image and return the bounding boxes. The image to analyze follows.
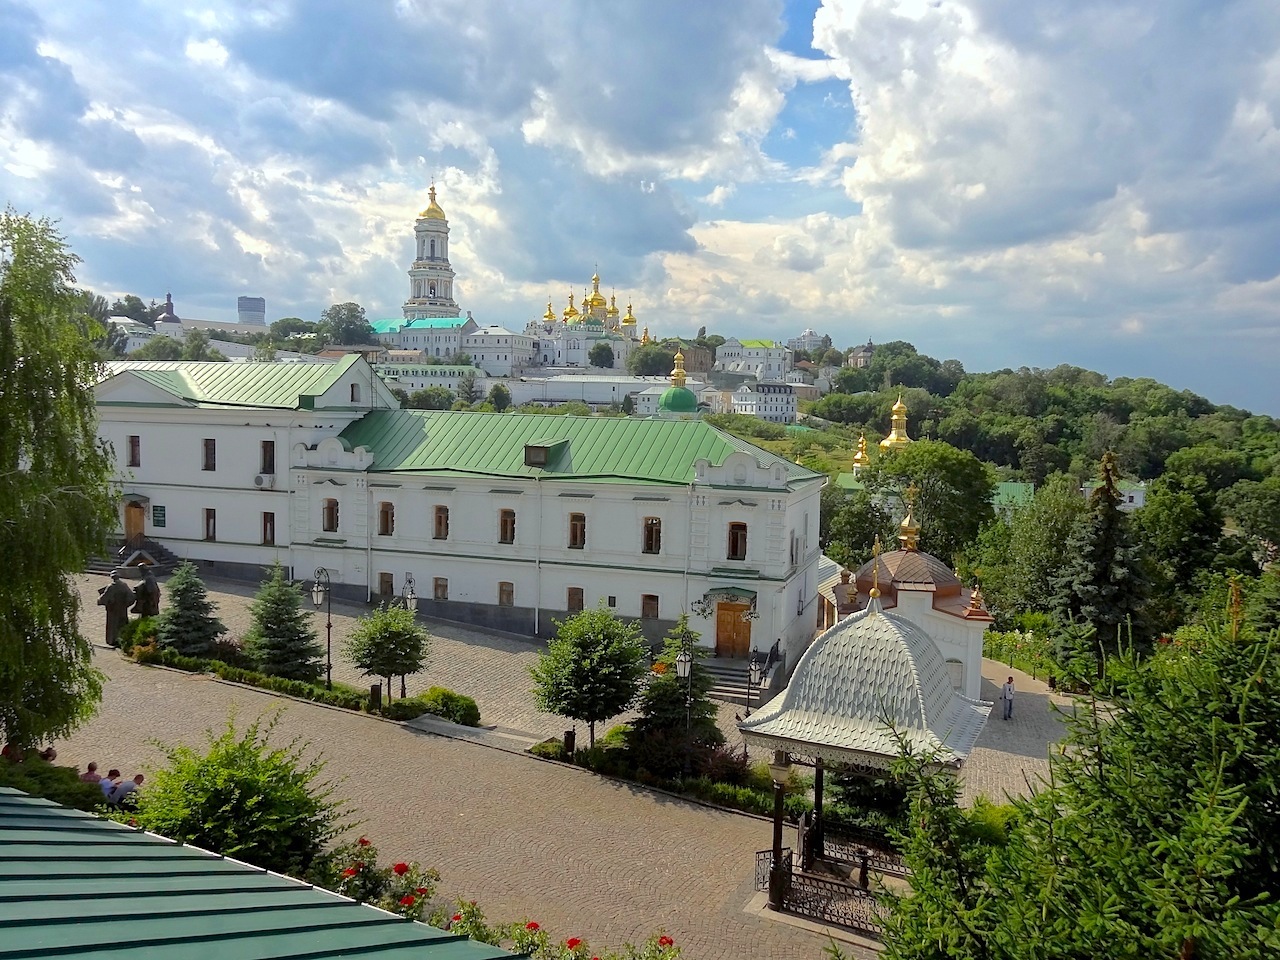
[1051,451,1149,652]
[242,562,322,682]
[155,562,226,657]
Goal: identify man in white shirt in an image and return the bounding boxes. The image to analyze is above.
[1001,676,1015,720]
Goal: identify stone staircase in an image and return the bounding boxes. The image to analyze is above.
[85,537,181,578]
[702,657,764,709]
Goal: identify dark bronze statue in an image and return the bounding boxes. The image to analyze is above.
[131,567,161,618]
[97,572,135,648]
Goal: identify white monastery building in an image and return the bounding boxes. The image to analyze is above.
[96,359,826,662]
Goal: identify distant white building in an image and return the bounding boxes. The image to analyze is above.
[462,325,535,376]
[507,374,701,410]
[402,185,461,320]
[787,328,828,355]
[732,382,797,424]
[1083,479,1147,511]
[371,315,476,358]
[715,338,790,381]
[374,364,490,396]
[108,317,161,353]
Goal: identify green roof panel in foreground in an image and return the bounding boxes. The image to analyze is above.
[338,409,825,488]
[0,788,512,960]
[103,355,357,410]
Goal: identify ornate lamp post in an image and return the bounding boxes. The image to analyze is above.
[310,567,332,690]
[674,639,694,778]
[767,750,792,911]
[746,652,764,717]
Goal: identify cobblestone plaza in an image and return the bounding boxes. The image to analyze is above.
[59,574,1070,959]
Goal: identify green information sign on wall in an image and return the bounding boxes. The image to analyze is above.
[151,505,166,527]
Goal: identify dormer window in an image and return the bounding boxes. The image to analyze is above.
[524,445,549,467]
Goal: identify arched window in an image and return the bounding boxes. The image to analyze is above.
[429,238,436,258]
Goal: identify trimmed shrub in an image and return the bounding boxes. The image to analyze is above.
[0,758,104,811]
[418,686,481,727]
[529,738,567,761]
[118,616,158,654]
[599,723,631,749]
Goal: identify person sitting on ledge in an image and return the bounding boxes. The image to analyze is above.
[79,762,102,784]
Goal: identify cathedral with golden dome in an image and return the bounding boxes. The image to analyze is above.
[525,269,646,368]
[402,185,461,320]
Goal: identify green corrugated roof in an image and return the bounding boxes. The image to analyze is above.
[993,481,1034,508]
[736,339,778,349]
[404,317,467,329]
[339,410,824,488]
[104,357,357,410]
[0,787,512,960]
[371,318,405,334]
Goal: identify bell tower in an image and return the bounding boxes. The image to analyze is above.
[403,185,461,319]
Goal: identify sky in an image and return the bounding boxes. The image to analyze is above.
[2,0,1279,414]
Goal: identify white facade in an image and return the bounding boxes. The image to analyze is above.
[715,338,791,381]
[786,328,828,355]
[462,326,536,376]
[732,382,797,424]
[95,357,398,576]
[374,364,490,395]
[508,374,703,411]
[1083,480,1147,511]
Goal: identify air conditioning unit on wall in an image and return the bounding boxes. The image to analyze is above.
[254,473,276,489]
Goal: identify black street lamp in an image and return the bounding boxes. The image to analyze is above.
[674,637,694,779]
[310,567,332,690]
[745,652,764,718]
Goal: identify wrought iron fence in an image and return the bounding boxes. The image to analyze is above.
[786,870,888,936]
[754,847,791,891]
[755,848,888,936]
[824,830,909,879]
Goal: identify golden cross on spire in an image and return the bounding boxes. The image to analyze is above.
[904,482,919,511]
[869,535,882,601]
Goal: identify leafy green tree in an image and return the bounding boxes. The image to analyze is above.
[155,561,226,657]
[128,335,184,360]
[1005,475,1087,615]
[0,210,117,750]
[1051,452,1149,651]
[407,385,454,410]
[344,604,431,701]
[881,611,1280,960]
[242,562,324,683]
[1224,476,1280,549]
[131,715,346,875]
[269,317,313,339]
[825,490,896,570]
[180,328,228,361]
[487,383,512,411]
[390,387,408,407]
[588,342,615,368]
[1134,474,1225,593]
[869,439,996,563]
[456,372,480,405]
[530,605,646,748]
[109,293,152,325]
[627,344,676,377]
[317,302,375,344]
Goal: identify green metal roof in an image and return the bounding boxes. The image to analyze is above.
[403,317,467,329]
[735,339,778,349]
[339,410,824,488]
[0,787,511,960]
[993,481,1034,508]
[103,356,358,410]
[370,318,405,334]
[835,472,866,492]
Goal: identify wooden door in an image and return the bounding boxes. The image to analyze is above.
[124,502,145,541]
[715,601,751,658]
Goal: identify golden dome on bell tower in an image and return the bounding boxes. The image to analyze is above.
[543,300,556,322]
[622,302,636,325]
[419,184,446,220]
[563,292,580,320]
[879,391,912,450]
[607,292,620,317]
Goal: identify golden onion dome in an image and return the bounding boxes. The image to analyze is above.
[543,300,556,322]
[622,302,636,324]
[419,184,446,220]
[891,392,907,414]
[607,293,620,317]
[563,292,580,320]
[641,325,650,344]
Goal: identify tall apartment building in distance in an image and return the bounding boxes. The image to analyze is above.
[237,296,266,325]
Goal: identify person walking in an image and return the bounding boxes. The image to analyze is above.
[1001,676,1015,720]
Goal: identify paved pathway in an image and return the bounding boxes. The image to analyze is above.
[61,573,1073,958]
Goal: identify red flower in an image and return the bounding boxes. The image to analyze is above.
[399,894,416,907]
[658,935,674,948]
[341,867,358,878]
[566,937,582,949]
[392,862,409,875]
[451,913,463,922]
[525,921,540,931]
[357,836,371,847]
[416,887,428,894]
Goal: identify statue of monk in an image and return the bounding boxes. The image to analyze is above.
[97,572,136,648]
[131,567,161,618]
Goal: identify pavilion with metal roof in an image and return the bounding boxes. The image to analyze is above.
[0,787,512,960]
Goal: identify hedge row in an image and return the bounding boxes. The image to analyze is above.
[132,646,479,725]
